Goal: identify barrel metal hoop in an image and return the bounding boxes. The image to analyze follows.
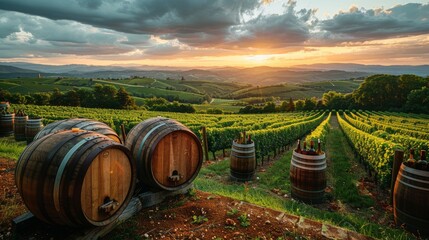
[291,158,326,166]
[232,140,254,148]
[291,185,325,193]
[293,151,326,160]
[231,148,255,154]
[53,137,92,212]
[136,122,167,163]
[398,173,429,192]
[291,161,326,171]
[395,206,429,224]
[230,153,255,159]
[74,121,99,129]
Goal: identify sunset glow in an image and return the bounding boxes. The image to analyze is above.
[0,0,428,67]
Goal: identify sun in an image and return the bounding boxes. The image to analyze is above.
[245,54,272,62]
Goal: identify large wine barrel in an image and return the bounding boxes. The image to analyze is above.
[290,150,327,204]
[393,163,429,236]
[126,117,203,191]
[26,118,43,143]
[230,140,256,181]
[34,118,121,143]
[15,130,135,227]
[0,113,14,137]
[14,115,28,141]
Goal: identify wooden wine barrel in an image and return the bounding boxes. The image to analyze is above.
[34,118,121,143]
[0,113,14,137]
[15,130,135,227]
[0,101,10,111]
[14,115,28,141]
[290,150,327,204]
[393,163,429,236]
[26,118,43,143]
[230,140,256,181]
[126,117,203,191]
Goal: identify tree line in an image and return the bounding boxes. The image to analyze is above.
[239,74,429,114]
[0,84,197,113]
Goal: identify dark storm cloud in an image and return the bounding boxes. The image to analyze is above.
[0,0,260,46]
[319,3,429,41]
[227,2,316,48]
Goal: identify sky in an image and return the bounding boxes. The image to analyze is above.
[0,0,429,68]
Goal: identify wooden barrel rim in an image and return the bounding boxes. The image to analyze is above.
[293,150,326,160]
[232,140,255,148]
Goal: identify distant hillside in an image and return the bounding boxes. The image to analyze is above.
[0,65,46,78]
[294,63,429,76]
[2,62,428,86]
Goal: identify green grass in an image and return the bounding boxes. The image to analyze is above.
[193,98,244,113]
[326,120,374,208]
[194,128,415,239]
[0,137,26,160]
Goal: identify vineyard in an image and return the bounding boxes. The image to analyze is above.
[338,110,429,185]
[1,105,429,239]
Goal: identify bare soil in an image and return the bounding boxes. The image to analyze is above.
[0,157,372,239]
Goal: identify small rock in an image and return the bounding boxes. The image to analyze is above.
[143,233,149,238]
[265,220,271,225]
[225,218,236,226]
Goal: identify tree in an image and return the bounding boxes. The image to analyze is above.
[287,98,295,112]
[263,102,276,113]
[116,87,136,109]
[295,100,305,111]
[353,74,428,110]
[0,89,12,101]
[50,88,64,106]
[303,98,316,110]
[93,84,118,108]
[63,89,81,106]
[404,87,429,113]
[32,92,51,105]
[10,93,26,104]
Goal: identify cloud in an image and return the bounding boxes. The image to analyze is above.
[319,3,429,42]
[226,1,316,48]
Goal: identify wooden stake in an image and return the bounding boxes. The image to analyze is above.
[391,149,404,204]
[120,124,126,144]
[201,127,209,161]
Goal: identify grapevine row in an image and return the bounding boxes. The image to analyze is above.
[337,112,401,186]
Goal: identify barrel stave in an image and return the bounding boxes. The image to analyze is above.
[230,140,256,181]
[394,164,429,235]
[15,130,135,227]
[290,150,327,204]
[126,117,202,191]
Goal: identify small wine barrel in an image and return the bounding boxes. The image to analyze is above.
[126,117,203,191]
[15,130,135,227]
[26,118,43,143]
[393,163,429,236]
[290,150,326,204]
[14,115,28,141]
[0,113,14,137]
[230,140,256,181]
[0,101,10,111]
[34,118,121,143]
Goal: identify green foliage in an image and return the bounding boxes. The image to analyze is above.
[405,86,429,113]
[237,214,250,227]
[227,208,239,216]
[353,74,428,110]
[191,215,208,224]
[305,112,331,143]
[337,112,401,185]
